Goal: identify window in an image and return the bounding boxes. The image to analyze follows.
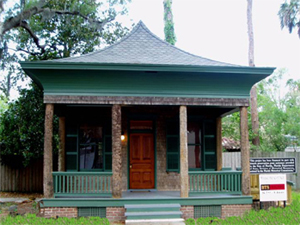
[79,124,103,170]
[66,120,111,171]
[166,119,216,172]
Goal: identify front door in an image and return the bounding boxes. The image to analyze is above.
[129,133,154,189]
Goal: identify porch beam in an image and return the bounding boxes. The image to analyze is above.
[112,105,122,198]
[240,106,250,195]
[58,117,66,171]
[44,103,54,198]
[180,105,189,198]
[216,117,222,171]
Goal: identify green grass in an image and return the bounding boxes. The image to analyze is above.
[0,214,110,225]
[185,191,300,225]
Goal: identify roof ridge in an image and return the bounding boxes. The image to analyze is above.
[138,21,238,67]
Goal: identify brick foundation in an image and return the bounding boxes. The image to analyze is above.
[106,207,126,223]
[181,205,194,219]
[41,207,77,218]
[221,204,252,218]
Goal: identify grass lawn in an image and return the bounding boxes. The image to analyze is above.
[186,191,300,225]
[0,192,299,224]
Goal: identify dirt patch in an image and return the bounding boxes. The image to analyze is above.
[0,192,43,199]
[0,200,40,217]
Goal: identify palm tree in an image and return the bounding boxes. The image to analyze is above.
[278,0,300,38]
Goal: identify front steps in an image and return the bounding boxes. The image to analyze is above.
[125,204,184,225]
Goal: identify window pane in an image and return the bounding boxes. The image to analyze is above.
[188,122,201,144]
[188,145,201,169]
[130,120,153,130]
[79,124,103,170]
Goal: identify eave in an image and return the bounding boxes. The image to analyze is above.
[20,61,275,75]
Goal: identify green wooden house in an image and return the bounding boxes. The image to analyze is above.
[21,21,274,223]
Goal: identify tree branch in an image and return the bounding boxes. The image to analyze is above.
[1,1,112,51]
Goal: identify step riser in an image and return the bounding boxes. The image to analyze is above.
[127,215,181,220]
[126,207,180,212]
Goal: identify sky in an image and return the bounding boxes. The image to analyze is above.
[120,0,300,81]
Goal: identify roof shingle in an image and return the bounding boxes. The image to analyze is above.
[54,21,238,67]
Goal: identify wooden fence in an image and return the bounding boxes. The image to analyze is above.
[0,159,43,192]
[223,151,300,190]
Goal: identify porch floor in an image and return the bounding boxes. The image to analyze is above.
[122,191,240,199]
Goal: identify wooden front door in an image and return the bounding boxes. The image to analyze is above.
[129,133,154,189]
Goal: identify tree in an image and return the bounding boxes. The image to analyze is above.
[163,0,176,45]
[0,0,130,97]
[278,0,300,38]
[0,0,131,167]
[0,83,57,168]
[247,0,260,147]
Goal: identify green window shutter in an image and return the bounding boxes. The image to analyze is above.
[66,122,78,171]
[166,121,180,172]
[104,135,112,171]
[203,120,216,170]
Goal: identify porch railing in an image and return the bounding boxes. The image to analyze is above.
[53,172,112,197]
[189,171,242,195]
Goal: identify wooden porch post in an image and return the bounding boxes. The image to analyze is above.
[58,117,66,171]
[240,106,251,195]
[112,105,122,198]
[44,103,54,198]
[216,117,222,171]
[180,105,189,198]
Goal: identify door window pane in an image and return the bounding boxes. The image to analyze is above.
[188,122,201,145]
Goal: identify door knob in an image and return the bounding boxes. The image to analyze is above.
[130,165,132,169]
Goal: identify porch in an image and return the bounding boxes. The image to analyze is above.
[52,170,243,198]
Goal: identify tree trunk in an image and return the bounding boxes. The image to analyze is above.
[247,0,260,147]
[180,105,188,197]
[112,105,122,198]
[240,106,251,195]
[44,103,54,198]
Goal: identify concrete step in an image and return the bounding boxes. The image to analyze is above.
[126,218,185,225]
[125,204,181,212]
[125,203,182,221]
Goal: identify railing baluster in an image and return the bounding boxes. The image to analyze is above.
[97,176,99,193]
[197,174,199,192]
[101,176,103,193]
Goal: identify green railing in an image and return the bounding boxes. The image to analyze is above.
[53,172,112,197]
[189,171,242,195]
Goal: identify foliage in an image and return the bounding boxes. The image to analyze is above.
[163,0,176,45]
[0,214,110,224]
[278,0,300,38]
[222,69,300,152]
[183,192,300,225]
[0,83,58,168]
[0,0,130,97]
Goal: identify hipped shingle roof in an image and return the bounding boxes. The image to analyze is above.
[55,21,237,67]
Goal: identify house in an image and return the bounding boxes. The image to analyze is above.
[20,21,275,223]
